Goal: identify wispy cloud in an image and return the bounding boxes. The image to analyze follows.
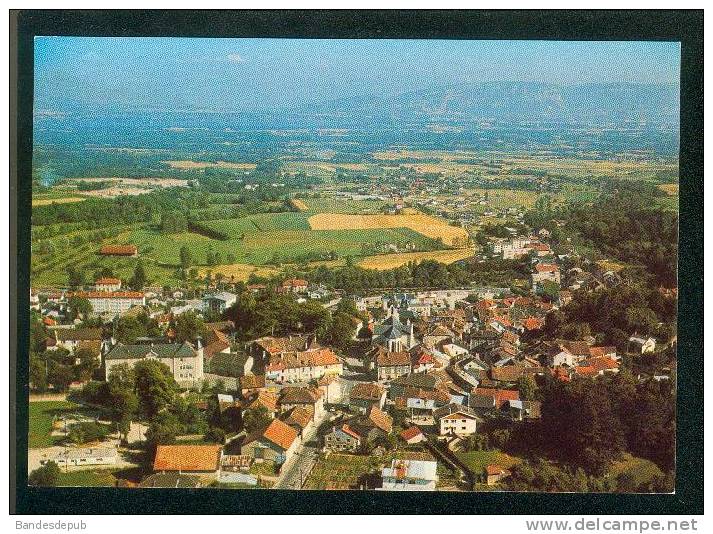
[227,53,246,64]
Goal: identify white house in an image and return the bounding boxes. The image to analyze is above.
[379,459,438,491]
[202,291,237,314]
[434,403,481,436]
[629,336,657,354]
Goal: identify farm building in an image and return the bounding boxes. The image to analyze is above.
[99,244,138,257]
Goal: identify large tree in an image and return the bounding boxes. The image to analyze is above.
[129,261,148,290]
[133,359,178,418]
[173,311,207,344]
[28,461,60,487]
[540,376,626,475]
[242,405,271,433]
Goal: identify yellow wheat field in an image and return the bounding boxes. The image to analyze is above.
[358,248,474,270]
[198,263,278,281]
[290,198,309,211]
[658,183,679,196]
[307,211,470,246]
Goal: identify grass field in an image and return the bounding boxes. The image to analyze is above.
[303,453,374,490]
[202,212,311,235]
[55,469,120,487]
[197,263,279,281]
[357,248,475,270]
[609,454,664,488]
[29,400,84,448]
[298,197,388,214]
[32,196,87,206]
[455,450,521,477]
[129,226,434,267]
[308,209,470,246]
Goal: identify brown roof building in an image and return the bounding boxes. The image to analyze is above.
[153,445,222,473]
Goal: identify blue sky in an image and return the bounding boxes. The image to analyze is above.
[34,37,680,112]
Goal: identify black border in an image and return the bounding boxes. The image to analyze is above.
[10,10,703,515]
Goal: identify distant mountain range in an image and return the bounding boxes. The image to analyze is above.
[302,82,680,125]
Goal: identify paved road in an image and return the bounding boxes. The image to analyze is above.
[274,442,319,490]
[274,410,331,489]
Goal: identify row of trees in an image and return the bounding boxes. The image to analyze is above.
[299,257,530,293]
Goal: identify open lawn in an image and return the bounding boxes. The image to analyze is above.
[308,209,470,246]
[55,469,121,487]
[357,248,475,270]
[456,450,521,477]
[29,400,85,448]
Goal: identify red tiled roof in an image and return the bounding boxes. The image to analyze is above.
[350,382,384,402]
[282,278,308,288]
[575,365,598,377]
[588,346,617,359]
[248,390,278,412]
[522,317,545,331]
[472,387,520,409]
[95,277,121,285]
[153,445,221,472]
[367,406,393,434]
[376,351,411,367]
[486,464,508,476]
[67,291,144,299]
[535,263,559,273]
[262,418,299,450]
[400,426,423,442]
[266,348,340,371]
[99,245,137,256]
[239,374,266,390]
[340,423,361,441]
[584,356,620,373]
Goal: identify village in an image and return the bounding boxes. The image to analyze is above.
[27,221,676,492]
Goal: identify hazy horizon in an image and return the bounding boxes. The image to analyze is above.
[34,37,681,113]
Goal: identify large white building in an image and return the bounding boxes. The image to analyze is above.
[68,291,145,315]
[41,447,118,468]
[104,341,204,383]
